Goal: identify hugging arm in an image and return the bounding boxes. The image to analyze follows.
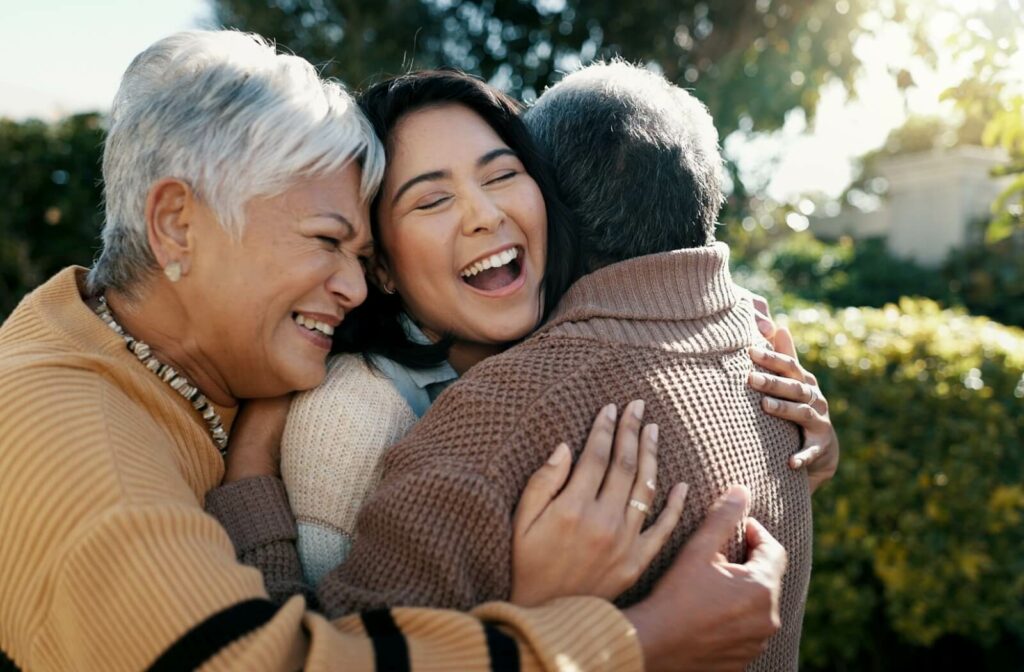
[209,396,785,671]
[207,395,316,605]
[316,401,684,616]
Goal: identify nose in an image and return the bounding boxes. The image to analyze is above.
[327,258,368,312]
[461,189,504,236]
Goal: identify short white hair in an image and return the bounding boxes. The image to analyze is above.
[89,30,385,293]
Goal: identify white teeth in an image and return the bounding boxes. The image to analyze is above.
[460,247,519,278]
[293,314,335,336]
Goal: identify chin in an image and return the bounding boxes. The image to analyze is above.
[279,360,328,393]
[481,317,538,344]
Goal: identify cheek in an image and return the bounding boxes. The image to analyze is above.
[517,184,548,252]
[386,224,453,287]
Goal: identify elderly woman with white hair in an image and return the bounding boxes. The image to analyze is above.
[0,30,782,672]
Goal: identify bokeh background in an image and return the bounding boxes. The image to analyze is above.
[1,1,1021,668]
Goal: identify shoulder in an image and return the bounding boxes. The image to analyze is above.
[286,353,416,434]
[0,357,194,500]
[383,339,613,475]
[282,354,418,497]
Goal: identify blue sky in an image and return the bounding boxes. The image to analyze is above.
[0,0,211,119]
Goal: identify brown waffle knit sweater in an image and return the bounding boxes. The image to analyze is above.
[320,243,813,671]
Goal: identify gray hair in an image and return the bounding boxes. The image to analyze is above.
[89,30,385,294]
[524,61,724,271]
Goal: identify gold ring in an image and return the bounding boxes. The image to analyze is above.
[628,498,651,514]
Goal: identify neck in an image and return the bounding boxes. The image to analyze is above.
[104,286,237,408]
[446,340,506,375]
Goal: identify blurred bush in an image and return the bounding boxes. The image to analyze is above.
[738,231,1024,327]
[747,233,944,307]
[791,298,1024,670]
[943,233,1024,328]
[0,113,104,319]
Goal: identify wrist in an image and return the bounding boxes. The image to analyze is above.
[623,601,667,672]
[223,459,279,483]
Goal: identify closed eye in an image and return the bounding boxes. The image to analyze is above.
[485,171,517,185]
[415,195,452,211]
[316,235,341,248]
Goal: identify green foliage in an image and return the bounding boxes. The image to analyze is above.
[0,114,105,319]
[942,1,1024,243]
[943,233,1024,328]
[751,233,949,309]
[792,299,1024,670]
[211,0,915,137]
[733,230,1024,328]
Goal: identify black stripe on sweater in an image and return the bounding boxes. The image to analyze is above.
[361,609,411,672]
[484,623,520,672]
[0,648,22,672]
[147,598,277,672]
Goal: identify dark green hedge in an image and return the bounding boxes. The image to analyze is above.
[749,232,1024,327]
[0,113,104,319]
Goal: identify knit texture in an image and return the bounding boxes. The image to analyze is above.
[0,267,643,672]
[281,353,418,583]
[321,243,813,671]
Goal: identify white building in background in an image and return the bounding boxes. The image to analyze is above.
[811,146,1010,267]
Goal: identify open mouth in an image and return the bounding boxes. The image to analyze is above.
[459,246,524,292]
[292,313,335,337]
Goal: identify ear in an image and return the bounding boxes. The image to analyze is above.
[368,253,396,294]
[145,178,196,277]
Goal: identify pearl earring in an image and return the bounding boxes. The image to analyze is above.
[164,262,182,283]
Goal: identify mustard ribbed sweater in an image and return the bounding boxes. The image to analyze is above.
[0,267,642,672]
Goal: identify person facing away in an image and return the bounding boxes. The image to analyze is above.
[315,62,814,671]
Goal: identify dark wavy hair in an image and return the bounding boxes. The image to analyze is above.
[332,69,582,368]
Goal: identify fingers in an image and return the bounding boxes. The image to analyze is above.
[790,444,823,470]
[515,443,572,534]
[750,294,776,340]
[624,423,659,534]
[748,346,805,382]
[751,294,771,318]
[755,314,775,341]
[760,396,827,429]
[748,370,816,405]
[562,404,618,503]
[639,481,688,557]
[770,325,799,364]
[743,517,788,583]
[682,485,749,561]
[598,400,646,508]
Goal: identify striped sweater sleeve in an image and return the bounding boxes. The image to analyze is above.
[206,478,646,671]
[0,367,642,672]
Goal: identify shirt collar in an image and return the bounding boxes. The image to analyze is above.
[399,313,459,389]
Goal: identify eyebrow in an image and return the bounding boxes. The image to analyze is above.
[309,212,356,239]
[390,147,518,206]
[308,212,373,252]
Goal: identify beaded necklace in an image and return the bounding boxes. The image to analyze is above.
[94,296,228,455]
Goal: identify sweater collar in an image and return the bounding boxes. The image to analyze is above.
[542,242,738,330]
[28,267,238,431]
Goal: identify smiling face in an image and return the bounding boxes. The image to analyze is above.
[375,104,548,353]
[186,164,371,397]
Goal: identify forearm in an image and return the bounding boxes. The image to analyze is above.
[24,501,639,672]
[204,475,316,607]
